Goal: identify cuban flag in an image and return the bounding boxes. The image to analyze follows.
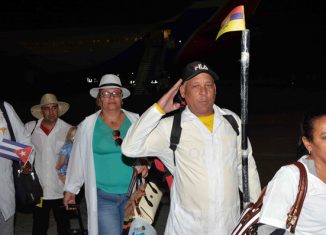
[0,138,33,163]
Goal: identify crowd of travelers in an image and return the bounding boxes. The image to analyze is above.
[1,61,325,235]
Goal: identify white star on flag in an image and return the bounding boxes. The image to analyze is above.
[0,138,33,163]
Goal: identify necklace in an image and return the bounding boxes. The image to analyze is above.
[100,111,124,128]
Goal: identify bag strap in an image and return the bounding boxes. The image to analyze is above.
[253,162,307,233]
[169,109,239,166]
[221,108,240,136]
[249,186,267,210]
[30,120,37,135]
[169,109,182,166]
[243,162,307,232]
[223,114,239,136]
[0,101,16,141]
[232,162,307,235]
[286,161,308,233]
[0,102,23,170]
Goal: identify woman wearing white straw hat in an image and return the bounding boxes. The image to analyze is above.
[63,74,148,235]
[25,93,72,235]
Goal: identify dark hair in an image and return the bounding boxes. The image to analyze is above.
[96,93,101,109]
[297,109,326,157]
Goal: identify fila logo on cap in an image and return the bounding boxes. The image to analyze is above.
[182,61,219,81]
[194,64,208,71]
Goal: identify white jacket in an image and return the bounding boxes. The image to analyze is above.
[122,105,261,235]
[64,109,139,235]
[26,118,71,199]
[0,101,33,220]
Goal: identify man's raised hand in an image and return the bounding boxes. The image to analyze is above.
[157,79,183,113]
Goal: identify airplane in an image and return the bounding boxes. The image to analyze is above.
[87,0,262,95]
[0,0,262,97]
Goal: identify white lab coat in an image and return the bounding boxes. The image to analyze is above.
[122,105,261,235]
[0,101,33,220]
[64,109,139,235]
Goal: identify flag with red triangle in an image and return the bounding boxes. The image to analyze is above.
[0,138,33,163]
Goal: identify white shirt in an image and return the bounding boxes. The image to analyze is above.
[122,105,261,235]
[26,118,71,200]
[0,101,33,220]
[259,156,326,234]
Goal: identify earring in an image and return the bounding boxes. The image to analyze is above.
[308,149,311,155]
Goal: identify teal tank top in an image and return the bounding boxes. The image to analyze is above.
[93,115,135,194]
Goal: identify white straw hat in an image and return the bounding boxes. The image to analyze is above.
[89,74,130,99]
[31,93,70,119]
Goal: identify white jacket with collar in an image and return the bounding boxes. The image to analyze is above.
[64,109,139,235]
[26,118,71,199]
[122,104,261,235]
[0,101,33,220]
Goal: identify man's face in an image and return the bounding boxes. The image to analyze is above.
[180,73,216,116]
[41,103,59,123]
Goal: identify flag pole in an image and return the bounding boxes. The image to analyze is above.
[240,29,250,209]
[214,4,249,209]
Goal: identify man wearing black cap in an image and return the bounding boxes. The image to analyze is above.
[122,61,261,235]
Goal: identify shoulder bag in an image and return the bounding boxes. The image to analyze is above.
[134,179,163,225]
[13,161,43,208]
[124,170,163,227]
[0,101,43,210]
[231,161,308,235]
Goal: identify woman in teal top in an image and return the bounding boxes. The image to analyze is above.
[64,74,148,235]
[93,116,135,194]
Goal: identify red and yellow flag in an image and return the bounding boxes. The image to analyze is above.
[216,5,246,40]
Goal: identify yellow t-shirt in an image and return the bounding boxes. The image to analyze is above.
[198,114,214,133]
[154,103,214,132]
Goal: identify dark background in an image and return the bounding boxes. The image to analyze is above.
[4,2,326,232]
[1,0,326,203]
[1,0,325,126]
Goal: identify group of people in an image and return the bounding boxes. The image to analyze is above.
[0,60,325,235]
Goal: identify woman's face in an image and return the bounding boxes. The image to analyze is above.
[98,88,123,111]
[304,115,326,163]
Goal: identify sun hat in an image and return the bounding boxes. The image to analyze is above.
[181,61,219,82]
[89,74,130,99]
[31,93,70,119]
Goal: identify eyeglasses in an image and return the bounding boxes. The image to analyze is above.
[100,91,122,98]
[112,130,123,146]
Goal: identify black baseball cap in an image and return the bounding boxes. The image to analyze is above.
[181,61,219,82]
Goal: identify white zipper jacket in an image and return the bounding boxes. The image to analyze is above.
[64,109,139,235]
[122,104,261,235]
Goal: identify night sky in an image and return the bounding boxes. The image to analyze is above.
[249,0,325,86]
[1,0,326,122]
[0,0,191,30]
